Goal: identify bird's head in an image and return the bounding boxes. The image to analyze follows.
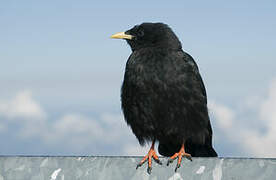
[111,22,182,51]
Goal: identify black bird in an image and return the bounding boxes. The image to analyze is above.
[111,22,217,173]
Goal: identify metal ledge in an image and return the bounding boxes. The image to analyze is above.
[0,156,275,180]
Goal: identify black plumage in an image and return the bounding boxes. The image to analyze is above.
[111,22,217,173]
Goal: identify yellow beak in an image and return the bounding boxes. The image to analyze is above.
[110,32,134,40]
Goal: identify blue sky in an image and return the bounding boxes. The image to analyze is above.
[0,0,276,157]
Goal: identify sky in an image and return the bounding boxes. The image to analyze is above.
[0,0,276,157]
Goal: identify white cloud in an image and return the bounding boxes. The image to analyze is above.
[0,90,46,120]
[54,114,104,138]
[41,113,133,148]
[8,81,276,157]
[210,78,276,157]
[2,94,147,156]
[259,79,276,125]
[0,90,142,153]
[0,90,47,138]
[208,101,234,129]
[43,114,105,147]
[242,79,276,157]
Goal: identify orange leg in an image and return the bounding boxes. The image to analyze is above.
[167,143,192,172]
[136,140,162,174]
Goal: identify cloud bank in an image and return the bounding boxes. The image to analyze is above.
[209,78,276,157]
[0,90,147,155]
[1,78,276,157]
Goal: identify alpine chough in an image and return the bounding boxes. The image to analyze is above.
[111,22,217,173]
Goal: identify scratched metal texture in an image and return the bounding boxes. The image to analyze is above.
[0,156,275,180]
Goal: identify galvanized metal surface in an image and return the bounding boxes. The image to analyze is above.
[0,156,275,180]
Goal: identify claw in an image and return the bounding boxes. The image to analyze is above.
[167,159,173,166]
[186,154,192,161]
[136,163,142,169]
[135,140,161,174]
[175,163,181,172]
[136,157,147,169]
[167,143,192,171]
[154,158,162,165]
[147,166,152,174]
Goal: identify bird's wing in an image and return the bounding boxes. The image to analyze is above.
[157,50,217,157]
[162,50,208,105]
[182,52,207,102]
[166,50,211,141]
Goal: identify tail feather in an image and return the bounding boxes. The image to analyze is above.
[158,142,181,157]
[185,141,218,157]
[158,141,217,157]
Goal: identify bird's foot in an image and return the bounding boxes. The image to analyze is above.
[166,143,192,172]
[136,145,162,174]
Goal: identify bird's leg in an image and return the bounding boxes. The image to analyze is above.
[136,140,162,174]
[167,143,192,172]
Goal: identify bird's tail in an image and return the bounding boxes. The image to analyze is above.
[185,141,218,157]
[158,142,181,157]
[158,141,217,157]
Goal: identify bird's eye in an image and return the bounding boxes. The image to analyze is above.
[137,28,144,37]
